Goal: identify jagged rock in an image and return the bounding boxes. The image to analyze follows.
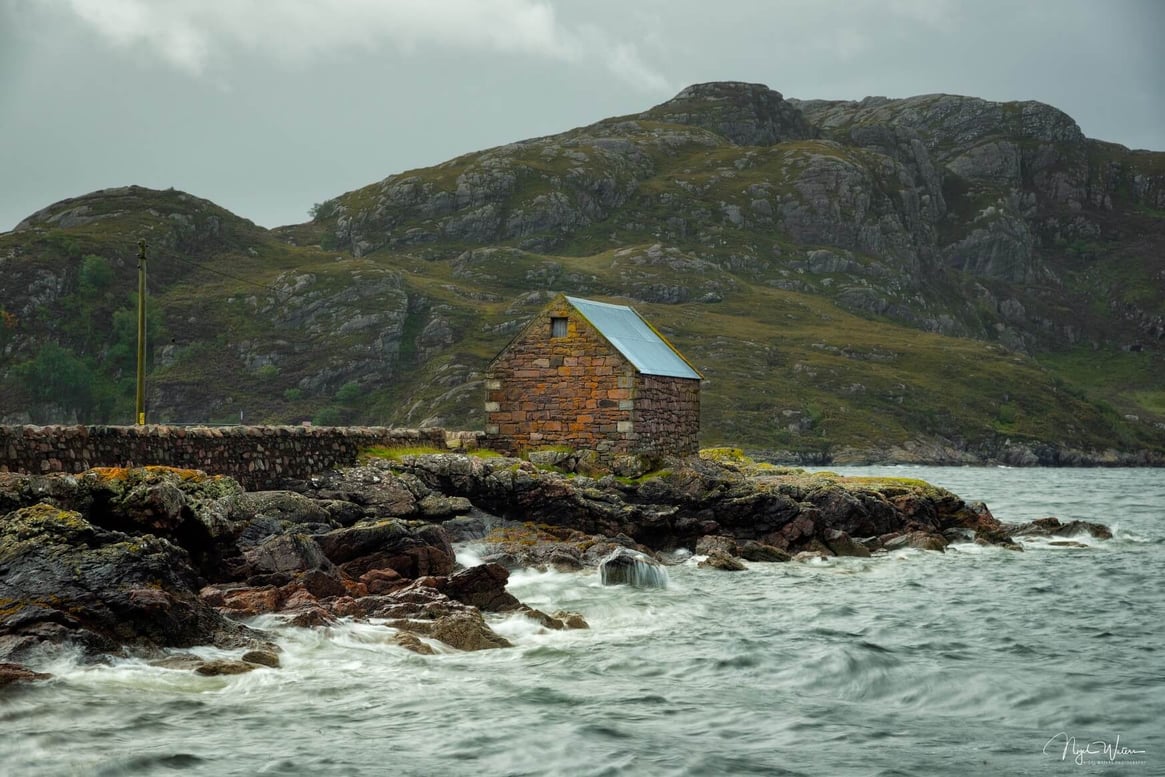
[392,631,436,655]
[0,503,263,661]
[883,531,949,552]
[0,661,52,687]
[150,654,205,671]
[359,567,407,595]
[389,609,512,652]
[319,519,454,578]
[195,659,257,676]
[546,548,584,571]
[698,549,746,571]
[204,585,282,617]
[418,493,473,518]
[695,534,738,556]
[243,533,333,576]
[288,606,338,628]
[598,548,668,588]
[641,82,813,146]
[738,540,792,562]
[942,528,975,543]
[440,563,520,612]
[440,510,497,542]
[794,93,1083,158]
[0,460,1117,661]
[301,465,426,518]
[943,210,1037,283]
[227,491,334,530]
[293,568,349,599]
[241,649,281,668]
[801,539,835,557]
[823,529,872,558]
[1005,516,1113,540]
[519,606,566,630]
[552,610,590,629]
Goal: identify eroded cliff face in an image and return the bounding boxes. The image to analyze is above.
[1,83,1162,458]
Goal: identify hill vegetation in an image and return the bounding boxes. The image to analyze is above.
[1,82,1162,463]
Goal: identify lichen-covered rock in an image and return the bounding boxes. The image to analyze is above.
[243,533,334,576]
[0,503,262,661]
[0,456,1112,662]
[318,519,454,578]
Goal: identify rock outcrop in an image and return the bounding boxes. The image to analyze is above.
[0,467,531,662]
[598,547,669,588]
[0,449,1120,663]
[639,82,815,147]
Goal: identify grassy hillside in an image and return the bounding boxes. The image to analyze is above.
[1,83,1162,463]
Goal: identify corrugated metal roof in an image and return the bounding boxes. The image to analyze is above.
[566,296,701,380]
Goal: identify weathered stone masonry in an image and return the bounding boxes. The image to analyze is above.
[485,296,700,460]
[634,374,700,456]
[0,425,482,490]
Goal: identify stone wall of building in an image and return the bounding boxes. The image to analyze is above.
[632,374,701,457]
[484,297,700,460]
[485,297,635,456]
[0,425,482,490]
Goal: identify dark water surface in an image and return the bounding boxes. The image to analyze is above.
[2,467,1161,776]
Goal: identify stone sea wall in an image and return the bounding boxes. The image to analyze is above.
[0,425,482,490]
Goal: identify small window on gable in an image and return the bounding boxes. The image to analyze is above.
[551,317,568,338]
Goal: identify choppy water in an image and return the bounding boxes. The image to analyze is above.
[2,467,1162,776]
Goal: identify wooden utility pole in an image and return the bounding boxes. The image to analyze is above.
[135,239,147,425]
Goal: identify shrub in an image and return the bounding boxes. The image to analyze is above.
[78,255,114,293]
[335,381,362,404]
[312,406,345,426]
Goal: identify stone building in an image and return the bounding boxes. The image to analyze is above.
[484,294,702,460]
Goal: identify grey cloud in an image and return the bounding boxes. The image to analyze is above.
[1,0,1160,232]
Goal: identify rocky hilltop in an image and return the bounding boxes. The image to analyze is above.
[1,82,1162,462]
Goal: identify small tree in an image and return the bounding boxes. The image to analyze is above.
[14,342,118,420]
[78,254,114,294]
[335,381,362,404]
[309,200,338,220]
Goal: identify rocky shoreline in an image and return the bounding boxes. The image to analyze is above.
[756,439,1165,467]
[0,450,1112,686]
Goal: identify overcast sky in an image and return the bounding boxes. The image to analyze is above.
[2,0,1162,232]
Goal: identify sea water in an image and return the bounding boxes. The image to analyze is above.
[1,467,1161,776]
